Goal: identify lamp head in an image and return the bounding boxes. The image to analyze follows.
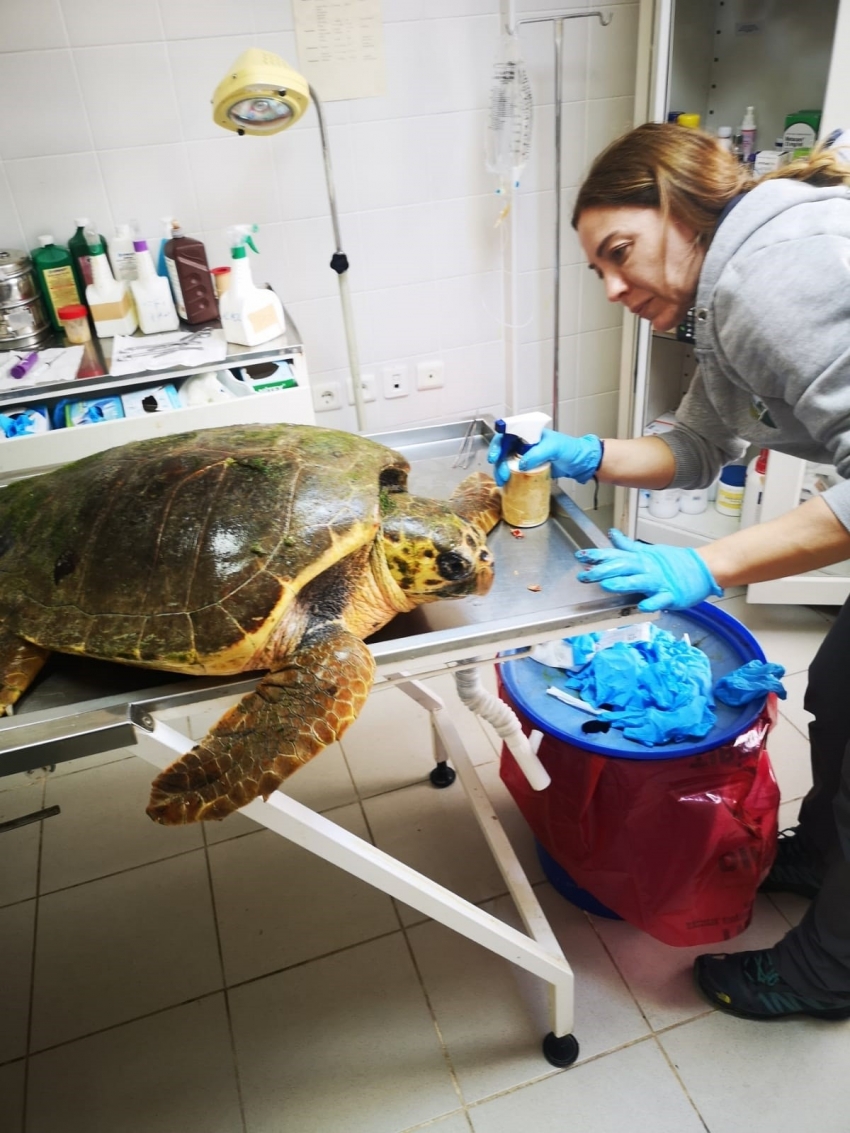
[212,49,310,136]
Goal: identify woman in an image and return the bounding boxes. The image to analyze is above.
[491,122,850,1021]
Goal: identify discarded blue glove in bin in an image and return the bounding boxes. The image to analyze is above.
[714,660,787,707]
[562,625,717,745]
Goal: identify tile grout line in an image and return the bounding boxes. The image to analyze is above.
[651,1033,712,1133]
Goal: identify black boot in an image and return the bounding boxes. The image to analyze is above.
[759,827,824,900]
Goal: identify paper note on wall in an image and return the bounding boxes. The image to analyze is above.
[294,0,386,101]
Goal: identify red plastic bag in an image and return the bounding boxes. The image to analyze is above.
[499,685,780,947]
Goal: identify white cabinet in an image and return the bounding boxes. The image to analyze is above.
[621,0,850,605]
[0,313,315,486]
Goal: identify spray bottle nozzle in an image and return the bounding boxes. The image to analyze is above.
[228,224,260,255]
[494,411,551,459]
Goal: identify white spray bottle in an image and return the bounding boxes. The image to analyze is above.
[493,412,552,527]
[218,224,285,347]
[130,238,180,333]
[85,226,137,338]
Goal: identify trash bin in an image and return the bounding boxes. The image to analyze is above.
[498,603,780,947]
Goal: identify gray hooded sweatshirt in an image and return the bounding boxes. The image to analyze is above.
[661,177,850,531]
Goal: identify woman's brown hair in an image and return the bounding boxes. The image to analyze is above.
[572,121,850,240]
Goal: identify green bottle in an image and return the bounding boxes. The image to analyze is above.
[68,217,107,297]
[31,235,81,332]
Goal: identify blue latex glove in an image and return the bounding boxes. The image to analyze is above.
[488,428,602,487]
[575,529,723,612]
[714,661,787,706]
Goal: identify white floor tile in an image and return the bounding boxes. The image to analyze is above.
[589,895,795,1032]
[408,888,650,1103]
[0,785,43,906]
[279,740,359,812]
[41,757,203,893]
[31,851,221,1050]
[714,596,829,676]
[474,761,545,886]
[767,709,813,805]
[423,1115,474,1133]
[660,1010,850,1133]
[228,934,459,1133]
[0,901,35,1064]
[51,749,134,777]
[468,1038,704,1133]
[340,683,438,797]
[775,670,814,739]
[0,1060,25,1133]
[362,779,510,925]
[422,670,503,765]
[209,802,399,984]
[778,796,803,829]
[26,996,242,1133]
[767,890,811,929]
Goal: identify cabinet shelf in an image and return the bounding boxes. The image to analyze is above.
[636,506,741,548]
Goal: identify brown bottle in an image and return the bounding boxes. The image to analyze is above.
[163,223,218,324]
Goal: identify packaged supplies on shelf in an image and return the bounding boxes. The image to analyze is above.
[0,404,50,438]
[120,383,181,417]
[109,327,227,376]
[0,346,85,389]
[642,411,677,437]
[63,396,124,427]
[800,462,840,503]
[223,359,298,395]
[178,371,236,407]
[529,621,654,670]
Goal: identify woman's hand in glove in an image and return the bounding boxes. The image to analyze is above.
[488,428,602,487]
[575,529,723,612]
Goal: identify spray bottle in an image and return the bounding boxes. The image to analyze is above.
[84,226,137,338]
[218,224,285,347]
[493,411,552,527]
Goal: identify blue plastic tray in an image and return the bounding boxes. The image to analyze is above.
[499,602,767,761]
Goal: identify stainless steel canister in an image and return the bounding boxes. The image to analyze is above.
[0,249,52,349]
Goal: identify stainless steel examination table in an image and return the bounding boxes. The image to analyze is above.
[0,420,636,1067]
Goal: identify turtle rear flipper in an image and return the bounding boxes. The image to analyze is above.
[0,628,50,715]
[146,624,375,824]
[450,472,502,534]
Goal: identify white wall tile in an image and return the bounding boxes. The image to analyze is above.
[585,95,636,166]
[5,153,113,251]
[61,0,163,47]
[97,144,201,244]
[0,169,26,251]
[352,117,432,211]
[287,291,373,375]
[272,124,359,220]
[436,271,504,351]
[167,35,258,143]
[159,0,249,40]
[355,203,435,291]
[426,109,493,202]
[589,2,640,100]
[440,339,504,417]
[363,281,441,361]
[520,101,587,195]
[577,326,623,397]
[431,196,502,279]
[516,190,556,273]
[575,389,620,439]
[1,0,67,50]
[75,44,182,150]
[517,333,578,412]
[517,262,580,344]
[250,0,294,34]
[0,52,91,160]
[278,213,359,303]
[580,265,624,332]
[522,16,589,108]
[186,136,278,231]
[384,0,497,19]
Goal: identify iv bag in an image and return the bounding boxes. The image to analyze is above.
[486,32,533,216]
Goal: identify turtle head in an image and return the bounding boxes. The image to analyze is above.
[379,494,494,601]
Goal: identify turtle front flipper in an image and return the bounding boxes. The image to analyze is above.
[0,628,50,715]
[146,623,375,824]
[450,472,502,534]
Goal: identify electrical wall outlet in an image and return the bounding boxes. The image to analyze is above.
[347,372,377,404]
[382,364,409,399]
[313,381,342,412]
[416,359,444,390]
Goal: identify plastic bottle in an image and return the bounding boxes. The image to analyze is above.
[130,239,179,333]
[740,106,757,160]
[717,126,733,152]
[677,113,700,129]
[715,464,747,518]
[68,218,107,295]
[218,224,286,347]
[31,236,82,332]
[85,229,137,337]
[740,449,769,528]
[156,217,173,278]
[163,222,218,324]
[109,223,139,284]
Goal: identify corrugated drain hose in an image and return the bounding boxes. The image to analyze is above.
[454,664,550,790]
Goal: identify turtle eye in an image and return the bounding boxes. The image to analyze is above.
[437,550,470,580]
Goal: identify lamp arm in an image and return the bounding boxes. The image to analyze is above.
[308,84,365,432]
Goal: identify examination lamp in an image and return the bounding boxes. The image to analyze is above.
[212,50,367,431]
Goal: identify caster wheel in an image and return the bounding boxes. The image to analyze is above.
[429,761,456,788]
[542,1031,579,1068]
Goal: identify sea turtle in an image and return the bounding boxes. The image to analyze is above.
[0,423,500,824]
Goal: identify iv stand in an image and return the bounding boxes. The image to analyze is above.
[514,10,613,432]
[310,85,367,434]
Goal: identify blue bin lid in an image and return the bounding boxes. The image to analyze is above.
[499,602,767,761]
